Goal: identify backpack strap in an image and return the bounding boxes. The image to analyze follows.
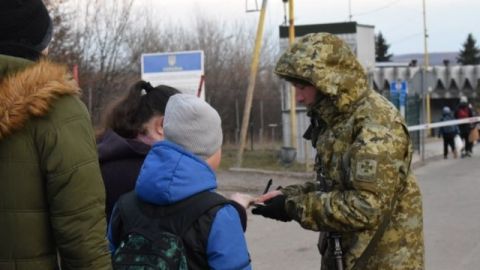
[226,200,248,232]
[184,193,247,232]
[117,191,245,238]
[116,191,147,236]
[171,191,230,236]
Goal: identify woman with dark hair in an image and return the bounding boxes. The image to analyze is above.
[97,80,180,222]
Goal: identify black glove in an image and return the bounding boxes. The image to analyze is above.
[251,195,292,222]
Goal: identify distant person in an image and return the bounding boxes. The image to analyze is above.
[108,94,252,269]
[248,33,424,269]
[97,80,180,222]
[468,103,480,144]
[454,96,474,157]
[438,106,459,159]
[0,0,110,269]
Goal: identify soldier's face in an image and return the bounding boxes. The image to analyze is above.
[292,83,317,106]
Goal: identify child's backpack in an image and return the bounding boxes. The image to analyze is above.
[441,115,457,134]
[112,191,242,270]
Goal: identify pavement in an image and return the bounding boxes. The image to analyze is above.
[217,138,480,270]
[228,137,450,180]
[411,136,479,167]
[220,137,451,199]
[226,148,480,270]
[411,137,445,168]
[415,151,480,270]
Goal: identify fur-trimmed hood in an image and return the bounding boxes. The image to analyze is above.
[0,55,80,140]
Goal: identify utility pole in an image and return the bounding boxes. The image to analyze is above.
[236,0,268,167]
[287,0,298,152]
[348,0,353,21]
[421,0,430,161]
[422,0,429,68]
[422,0,431,134]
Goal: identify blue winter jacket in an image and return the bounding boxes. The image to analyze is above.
[108,140,251,270]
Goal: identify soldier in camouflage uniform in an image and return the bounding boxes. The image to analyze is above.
[252,33,424,270]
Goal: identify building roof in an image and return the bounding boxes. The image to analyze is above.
[279,21,374,38]
[373,65,480,99]
[391,52,458,66]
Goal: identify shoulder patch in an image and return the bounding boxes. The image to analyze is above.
[355,158,378,182]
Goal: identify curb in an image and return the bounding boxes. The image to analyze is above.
[229,153,445,177]
[228,167,314,179]
[412,152,445,169]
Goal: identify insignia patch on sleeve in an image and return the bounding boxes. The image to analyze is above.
[355,158,378,182]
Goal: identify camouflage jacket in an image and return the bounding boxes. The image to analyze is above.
[274,33,424,270]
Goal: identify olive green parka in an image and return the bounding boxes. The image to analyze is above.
[275,33,424,270]
[0,54,111,270]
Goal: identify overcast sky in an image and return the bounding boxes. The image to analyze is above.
[141,0,479,55]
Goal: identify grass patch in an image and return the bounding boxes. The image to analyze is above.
[219,147,310,172]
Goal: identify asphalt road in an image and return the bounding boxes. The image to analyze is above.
[216,150,480,269]
[416,152,480,270]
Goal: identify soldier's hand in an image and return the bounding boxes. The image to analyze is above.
[251,194,292,222]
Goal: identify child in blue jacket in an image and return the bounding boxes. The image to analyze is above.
[108,94,252,269]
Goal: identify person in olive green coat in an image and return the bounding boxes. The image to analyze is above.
[252,33,424,269]
[0,1,111,269]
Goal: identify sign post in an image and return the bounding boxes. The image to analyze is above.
[141,50,205,99]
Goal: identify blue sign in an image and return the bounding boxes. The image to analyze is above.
[390,80,408,106]
[142,51,202,73]
[390,80,407,93]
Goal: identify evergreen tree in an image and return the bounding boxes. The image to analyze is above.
[375,32,393,62]
[457,33,480,65]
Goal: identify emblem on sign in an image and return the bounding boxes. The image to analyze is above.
[168,55,176,66]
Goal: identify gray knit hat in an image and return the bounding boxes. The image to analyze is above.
[164,94,223,159]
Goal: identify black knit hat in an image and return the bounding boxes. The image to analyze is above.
[0,0,53,52]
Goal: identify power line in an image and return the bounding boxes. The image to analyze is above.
[380,15,421,33]
[352,0,402,18]
[391,32,423,44]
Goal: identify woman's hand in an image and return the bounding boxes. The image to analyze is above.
[255,190,283,204]
[230,192,256,209]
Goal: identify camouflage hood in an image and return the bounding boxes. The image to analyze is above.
[274,33,370,121]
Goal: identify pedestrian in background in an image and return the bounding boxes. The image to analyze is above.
[0,0,111,269]
[96,80,179,222]
[439,106,459,159]
[251,33,424,270]
[467,103,479,145]
[454,96,474,157]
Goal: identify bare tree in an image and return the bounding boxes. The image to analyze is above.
[157,14,282,144]
[61,0,136,121]
[44,0,80,67]
[45,0,283,144]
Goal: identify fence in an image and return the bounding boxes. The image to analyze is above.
[387,92,422,152]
